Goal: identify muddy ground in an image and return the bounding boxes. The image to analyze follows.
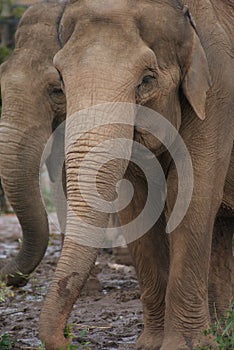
[0,214,143,349]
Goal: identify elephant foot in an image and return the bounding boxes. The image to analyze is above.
[136,330,163,350]
[160,332,218,350]
[40,333,71,350]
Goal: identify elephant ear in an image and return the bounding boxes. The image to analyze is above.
[181,12,211,120]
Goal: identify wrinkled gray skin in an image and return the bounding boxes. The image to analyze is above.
[41,0,234,349]
[0,2,66,286]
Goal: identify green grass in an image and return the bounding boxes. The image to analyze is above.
[195,302,234,349]
[0,333,14,350]
[63,326,91,349]
[0,281,14,303]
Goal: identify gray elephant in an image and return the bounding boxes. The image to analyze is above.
[0,1,66,286]
[38,0,234,349]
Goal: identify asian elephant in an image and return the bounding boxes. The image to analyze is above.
[37,0,234,349]
[0,1,66,286]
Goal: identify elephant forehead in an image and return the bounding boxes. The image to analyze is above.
[64,0,184,44]
[68,0,181,22]
[64,0,141,27]
[77,0,134,17]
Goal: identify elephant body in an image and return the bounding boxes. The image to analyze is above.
[0,1,66,286]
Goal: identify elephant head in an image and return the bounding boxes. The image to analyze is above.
[39,0,211,348]
[0,2,66,286]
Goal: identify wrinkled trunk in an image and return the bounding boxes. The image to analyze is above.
[39,76,135,347]
[0,94,52,286]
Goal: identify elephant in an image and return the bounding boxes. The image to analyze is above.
[0,1,66,286]
[38,0,233,349]
[38,0,234,349]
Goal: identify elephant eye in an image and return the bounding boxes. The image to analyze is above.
[136,72,157,104]
[52,87,63,95]
[49,83,65,108]
[141,75,156,85]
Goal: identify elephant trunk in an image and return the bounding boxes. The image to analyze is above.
[39,97,135,348]
[0,94,52,286]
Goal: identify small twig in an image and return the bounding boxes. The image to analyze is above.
[75,323,113,330]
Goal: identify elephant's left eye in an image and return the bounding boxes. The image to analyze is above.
[136,72,157,104]
[141,75,156,85]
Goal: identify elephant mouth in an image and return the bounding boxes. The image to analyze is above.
[40,102,193,249]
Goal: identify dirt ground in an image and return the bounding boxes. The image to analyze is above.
[0,214,143,349]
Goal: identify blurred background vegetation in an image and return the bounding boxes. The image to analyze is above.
[0,0,29,50]
[0,1,39,111]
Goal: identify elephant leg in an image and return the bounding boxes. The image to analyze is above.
[0,122,50,286]
[51,168,67,238]
[129,218,169,350]
[118,167,169,350]
[161,130,233,349]
[162,186,220,349]
[46,126,67,237]
[209,216,234,321]
[39,240,98,349]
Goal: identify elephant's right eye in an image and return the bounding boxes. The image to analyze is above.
[49,84,64,99]
[48,83,66,107]
[52,87,64,95]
